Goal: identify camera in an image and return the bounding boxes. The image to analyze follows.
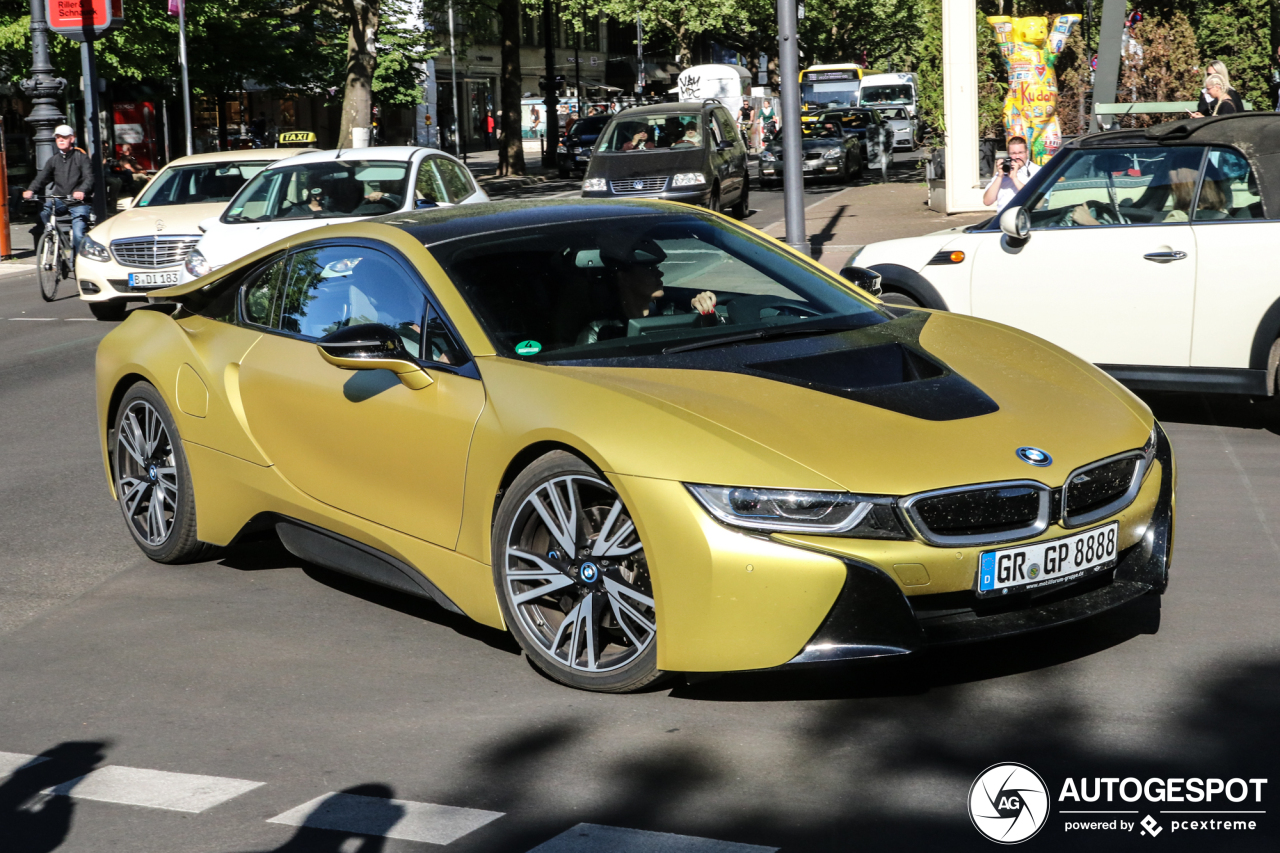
[1001,159,1012,175]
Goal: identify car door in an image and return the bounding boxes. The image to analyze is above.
[236,241,486,548]
[713,108,747,198]
[1187,146,1273,371]
[413,157,451,209]
[970,145,1204,367]
[431,157,481,205]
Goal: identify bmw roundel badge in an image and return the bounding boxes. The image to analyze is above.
[1016,446,1053,467]
[580,562,599,582]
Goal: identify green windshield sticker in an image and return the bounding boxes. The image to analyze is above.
[515,340,542,356]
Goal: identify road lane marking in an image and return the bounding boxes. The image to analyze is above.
[527,824,779,852]
[0,750,48,777]
[9,317,57,320]
[65,317,97,321]
[44,765,265,813]
[268,792,503,844]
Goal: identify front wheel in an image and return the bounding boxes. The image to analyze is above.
[112,383,218,564]
[704,186,721,214]
[729,179,750,219]
[36,231,60,302]
[493,451,665,693]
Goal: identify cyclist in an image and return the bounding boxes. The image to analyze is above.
[23,124,93,255]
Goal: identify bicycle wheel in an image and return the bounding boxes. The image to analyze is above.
[36,231,59,302]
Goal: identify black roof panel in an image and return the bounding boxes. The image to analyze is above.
[376,198,687,246]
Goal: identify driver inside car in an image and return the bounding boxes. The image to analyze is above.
[575,236,719,346]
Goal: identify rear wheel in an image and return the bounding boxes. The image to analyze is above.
[36,232,59,302]
[112,383,219,564]
[493,451,665,693]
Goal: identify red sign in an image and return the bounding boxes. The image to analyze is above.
[47,0,125,42]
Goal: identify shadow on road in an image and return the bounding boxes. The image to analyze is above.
[0,741,108,853]
[229,785,404,853]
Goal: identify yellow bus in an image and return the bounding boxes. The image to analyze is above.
[799,64,880,120]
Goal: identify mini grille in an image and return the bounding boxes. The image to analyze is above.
[610,177,668,193]
[110,236,200,269]
[1063,452,1145,527]
[903,481,1051,546]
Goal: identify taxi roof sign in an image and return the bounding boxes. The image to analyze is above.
[278,131,317,144]
[48,0,124,42]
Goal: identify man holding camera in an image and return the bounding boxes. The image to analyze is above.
[982,135,1039,212]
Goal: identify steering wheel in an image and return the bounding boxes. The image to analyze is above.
[725,295,822,326]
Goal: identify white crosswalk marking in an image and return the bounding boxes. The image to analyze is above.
[268,792,503,845]
[44,765,265,813]
[526,824,778,853]
[0,750,48,777]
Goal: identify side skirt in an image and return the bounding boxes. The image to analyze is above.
[1099,364,1269,396]
[274,517,464,615]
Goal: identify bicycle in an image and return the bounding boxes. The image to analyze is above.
[30,195,89,302]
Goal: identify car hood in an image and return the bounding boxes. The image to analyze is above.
[195,217,364,267]
[88,201,230,242]
[482,310,1153,495]
[769,138,842,155]
[586,148,704,179]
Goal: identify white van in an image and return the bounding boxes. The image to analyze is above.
[858,72,918,114]
[676,64,752,119]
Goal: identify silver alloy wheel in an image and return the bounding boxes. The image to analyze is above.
[115,399,179,546]
[503,474,656,673]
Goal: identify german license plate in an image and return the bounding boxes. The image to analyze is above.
[977,522,1119,598]
[128,271,181,288]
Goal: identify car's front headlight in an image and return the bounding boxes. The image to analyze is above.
[686,484,910,538]
[583,178,607,191]
[557,144,568,153]
[185,247,212,278]
[77,234,110,262]
[822,147,842,159]
[671,172,707,187]
[759,150,776,161]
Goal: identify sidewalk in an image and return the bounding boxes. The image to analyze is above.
[463,140,556,194]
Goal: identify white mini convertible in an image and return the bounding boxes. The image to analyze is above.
[845,114,1279,396]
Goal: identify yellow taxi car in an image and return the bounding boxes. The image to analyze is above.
[95,200,1174,692]
[76,149,304,320]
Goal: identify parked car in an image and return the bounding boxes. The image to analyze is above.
[844,114,1280,396]
[872,105,920,151]
[817,107,892,170]
[99,198,1172,693]
[557,114,610,178]
[758,114,863,185]
[181,146,488,282]
[581,101,750,218]
[75,149,305,320]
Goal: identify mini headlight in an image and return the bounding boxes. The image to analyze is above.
[1143,424,1158,463]
[77,234,110,262]
[583,178,607,191]
[760,150,776,161]
[184,247,212,278]
[686,484,909,538]
[671,172,707,187]
[822,147,842,159]
[557,144,567,153]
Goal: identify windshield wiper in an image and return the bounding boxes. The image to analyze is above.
[662,319,863,354]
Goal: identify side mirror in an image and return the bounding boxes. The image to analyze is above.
[717,139,734,150]
[415,198,438,209]
[999,205,1031,240]
[198,216,218,234]
[316,323,433,390]
[840,265,883,297]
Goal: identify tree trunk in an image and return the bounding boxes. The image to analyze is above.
[497,0,524,175]
[217,92,228,150]
[676,22,692,69]
[339,0,380,148]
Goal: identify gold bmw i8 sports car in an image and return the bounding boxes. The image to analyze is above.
[96,199,1174,693]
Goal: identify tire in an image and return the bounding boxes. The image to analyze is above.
[558,165,571,179]
[704,185,721,213]
[729,178,750,219]
[88,301,127,321]
[880,290,922,308]
[492,451,665,693]
[111,383,219,564]
[36,231,59,302]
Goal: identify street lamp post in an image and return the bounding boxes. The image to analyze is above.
[777,0,806,254]
[21,0,68,171]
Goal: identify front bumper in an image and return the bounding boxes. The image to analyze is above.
[758,159,844,181]
[75,256,184,304]
[785,423,1175,665]
[582,188,709,204]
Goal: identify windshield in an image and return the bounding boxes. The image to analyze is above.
[876,107,910,120]
[804,121,845,139]
[598,114,705,152]
[137,161,272,208]
[802,74,861,110]
[221,160,411,223]
[430,213,885,362]
[861,85,913,105]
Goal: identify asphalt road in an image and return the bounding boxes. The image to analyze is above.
[1,238,1278,852]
